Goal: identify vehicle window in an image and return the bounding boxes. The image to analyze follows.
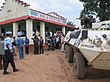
[70,31,80,39]
[107,23,110,30]
[82,30,88,39]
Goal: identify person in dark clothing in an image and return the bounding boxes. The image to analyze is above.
[51,36,55,51]
[24,37,30,54]
[33,36,39,55]
[47,37,51,51]
[0,55,3,69]
[39,36,44,54]
[12,37,17,46]
[0,41,4,70]
[3,31,19,75]
[12,37,17,56]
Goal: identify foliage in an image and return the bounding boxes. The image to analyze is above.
[67,21,76,26]
[80,0,110,21]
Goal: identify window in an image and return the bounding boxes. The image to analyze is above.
[107,23,110,30]
[82,30,88,39]
[70,31,80,39]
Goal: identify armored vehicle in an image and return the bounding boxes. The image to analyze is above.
[64,20,110,79]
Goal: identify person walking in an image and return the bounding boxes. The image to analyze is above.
[24,37,30,54]
[3,31,18,75]
[17,34,24,59]
[39,36,44,54]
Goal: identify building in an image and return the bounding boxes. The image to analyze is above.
[0,0,75,44]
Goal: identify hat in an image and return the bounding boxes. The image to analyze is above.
[6,31,12,35]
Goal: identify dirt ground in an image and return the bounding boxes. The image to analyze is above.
[0,50,110,82]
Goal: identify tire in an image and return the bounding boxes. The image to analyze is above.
[65,45,69,58]
[73,52,86,79]
[65,45,73,63]
[67,46,74,63]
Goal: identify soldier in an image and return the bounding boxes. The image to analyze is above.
[81,15,96,29]
[3,31,19,75]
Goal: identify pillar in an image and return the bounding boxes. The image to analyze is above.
[62,26,66,35]
[40,22,45,43]
[26,19,33,44]
[0,27,1,40]
[13,22,18,37]
[0,28,1,34]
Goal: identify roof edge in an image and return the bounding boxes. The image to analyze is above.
[0,15,75,28]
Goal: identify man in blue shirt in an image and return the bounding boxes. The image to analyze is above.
[3,31,19,75]
[17,34,24,59]
[25,37,30,54]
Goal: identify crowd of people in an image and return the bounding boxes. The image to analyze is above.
[0,29,65,75]
[45,30,65,52]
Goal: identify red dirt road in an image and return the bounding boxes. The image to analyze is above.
[0,50,110,82]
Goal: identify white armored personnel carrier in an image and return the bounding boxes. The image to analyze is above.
[64,20,110,79]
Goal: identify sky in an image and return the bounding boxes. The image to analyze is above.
[0,0,83,27]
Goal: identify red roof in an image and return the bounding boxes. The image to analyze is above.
[0,15,75,28]
[0,16,29,25]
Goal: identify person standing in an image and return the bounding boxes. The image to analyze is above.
[12,37,17,56]
[39,36,44,54]
[47,37,51,51]
[1,33,4,41]
[32,36,39,55]
[56,36,60,49]
[17,34,24,59]
[36,29,40,37]
[51,35,56,51]
[3,31,18,75]
[61,34,65,52]
[0,41,4,70]
[24,37,30,54]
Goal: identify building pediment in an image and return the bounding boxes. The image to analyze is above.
[0,0,30,22]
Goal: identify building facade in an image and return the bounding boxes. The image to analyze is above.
[0,0,75,44]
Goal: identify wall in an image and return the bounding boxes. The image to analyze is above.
[0,0,29,22]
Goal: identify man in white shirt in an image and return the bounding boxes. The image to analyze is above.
[3,31,19,75]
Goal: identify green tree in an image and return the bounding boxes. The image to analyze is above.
[67,21,76,26]
[80,0,110,21]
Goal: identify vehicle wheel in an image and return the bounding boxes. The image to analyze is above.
[65,45,73,63]
[73,52,86,79]
[67,46,73,63]
[64,45,69,58]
